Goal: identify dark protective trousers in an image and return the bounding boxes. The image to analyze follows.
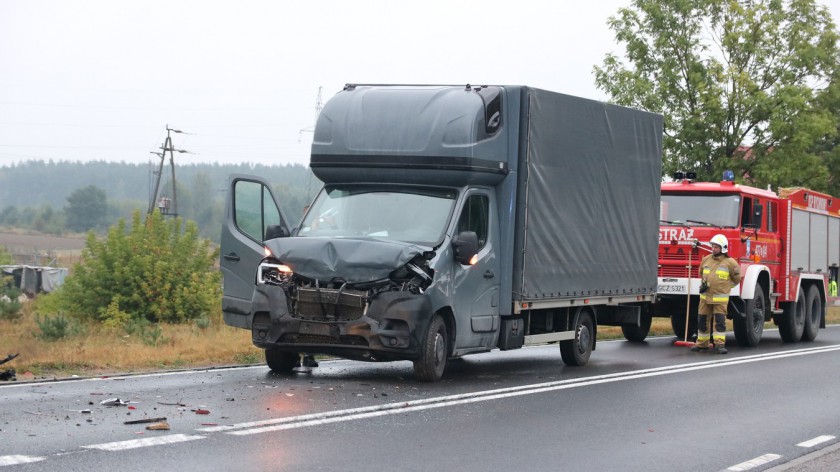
[697,300,726,348]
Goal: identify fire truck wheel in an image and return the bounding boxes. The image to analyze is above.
[560,309,594,366]
[265,348,299,372]
[779,287,806,343]
[414,315,448,382]
[802,285,823,342]
[621,309,651,342]
[734,284,765,347]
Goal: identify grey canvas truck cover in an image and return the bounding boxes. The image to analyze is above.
[221,84,662,380]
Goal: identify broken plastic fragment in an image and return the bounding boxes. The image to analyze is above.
[100,398,128,406]
[146,421,171,431]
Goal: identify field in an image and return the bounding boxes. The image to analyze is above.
[2,302,838,381]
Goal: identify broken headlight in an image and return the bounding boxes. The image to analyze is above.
[258,260,293,285]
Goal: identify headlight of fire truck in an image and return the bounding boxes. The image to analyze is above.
[257,245,293,285]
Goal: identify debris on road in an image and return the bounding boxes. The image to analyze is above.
[124,417,167,425]
[0,353,19,381]
[193,409,210,415]
[100,398,128,406]
[145,422,171,431]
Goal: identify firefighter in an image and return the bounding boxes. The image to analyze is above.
[830,278,838,297]
[691,234,741,354]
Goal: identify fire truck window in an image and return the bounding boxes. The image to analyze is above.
[767,202,777,232]
[741,197,754,227]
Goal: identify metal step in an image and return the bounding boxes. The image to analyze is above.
[770,292,781,297]
[771,309,783,315]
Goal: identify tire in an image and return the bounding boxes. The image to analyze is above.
[670,306,697,341]
[265,348,298,372]
[560,309,594,366]
[734,284,766,347]
[779,287,806,343]
[621,308,652,342]
[802,285,823,342]
[413,315,448,382]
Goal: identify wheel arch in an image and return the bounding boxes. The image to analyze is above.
[434,306,456,356]
[739,265,770,300]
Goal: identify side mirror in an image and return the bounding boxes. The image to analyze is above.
[264,224,289,240]
[452,231,479,265]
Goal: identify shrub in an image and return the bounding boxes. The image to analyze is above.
[0,275,23,321]
[48,210,220,325]
[35,313,82,340]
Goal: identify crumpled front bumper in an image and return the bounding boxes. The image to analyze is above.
[247,284,433,362]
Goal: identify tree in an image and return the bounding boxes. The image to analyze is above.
[594,0,840,190]
[65,185,109,232]
[46,210,220,325]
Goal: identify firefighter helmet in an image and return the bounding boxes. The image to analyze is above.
[710,234,728,253]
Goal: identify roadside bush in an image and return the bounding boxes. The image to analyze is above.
[35,312,83,340]
[45,210,220,325]
[0,275,23,321]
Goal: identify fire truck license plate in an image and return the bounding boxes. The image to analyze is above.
[657,283,687,294]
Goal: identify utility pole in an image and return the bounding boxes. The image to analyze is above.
[298,86,324,142]
[148,125,190,216]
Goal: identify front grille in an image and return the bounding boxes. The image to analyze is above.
[659,265,693,277]
[294,287,366,321]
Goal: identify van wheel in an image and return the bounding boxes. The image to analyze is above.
[779,287,806,343]
[265,348,298,372]
[734,284,765,347]
[802,285,823,342]
[621,309,651,342]
[560,310,594,366]
[414,315,448,382]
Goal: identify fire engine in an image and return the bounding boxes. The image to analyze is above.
[655,171,839,346]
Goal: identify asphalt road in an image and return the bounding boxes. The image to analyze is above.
[2,326,840,471]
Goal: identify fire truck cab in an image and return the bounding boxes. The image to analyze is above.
[656,172,837,346]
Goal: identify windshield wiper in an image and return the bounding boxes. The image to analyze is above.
[659,219,685,226]
[686,219,724,229]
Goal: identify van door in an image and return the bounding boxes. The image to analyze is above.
[221,175,290,326]
[451,190,501,350]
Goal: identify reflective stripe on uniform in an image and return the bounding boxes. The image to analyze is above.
[713,333,725,342]
[716,267,730,279]
[712,294,729,303]
[697,333,710,342]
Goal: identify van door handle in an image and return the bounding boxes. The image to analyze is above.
[223,253,240,262]
[484,270,495,279]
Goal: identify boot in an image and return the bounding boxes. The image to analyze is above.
[302,355,319,368]
[690,345,709,352]
[714,345,728,354]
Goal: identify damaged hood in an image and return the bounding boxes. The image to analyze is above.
[264,237,426,283]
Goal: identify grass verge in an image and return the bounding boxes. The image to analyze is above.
[2,304,838,380]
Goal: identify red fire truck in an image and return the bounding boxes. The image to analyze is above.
[655,172,839,346]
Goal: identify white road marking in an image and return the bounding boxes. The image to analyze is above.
[0,455,45,466]
[81,434,205,451]
[797,435,836,448]
[212,344,840,436]
[727,453,782,471]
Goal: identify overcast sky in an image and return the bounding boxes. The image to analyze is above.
[1,0,839,168]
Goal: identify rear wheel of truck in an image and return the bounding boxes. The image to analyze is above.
[414,315,448,382]
[734,284,765,347]
[621,309,651,342]
[670,310,697,342]
[560,310,594,366]
[802,285,822,342]
[779,287,806,343]
[265,348,298,373]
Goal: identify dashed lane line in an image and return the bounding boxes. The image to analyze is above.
[797,435,836,448]
[80,434,205,452]
[0,455,45,466]
[727,453,783,471]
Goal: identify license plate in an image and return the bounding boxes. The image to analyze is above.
[658,284,687,294]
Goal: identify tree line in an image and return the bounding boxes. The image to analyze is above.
[0,161,320,240]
